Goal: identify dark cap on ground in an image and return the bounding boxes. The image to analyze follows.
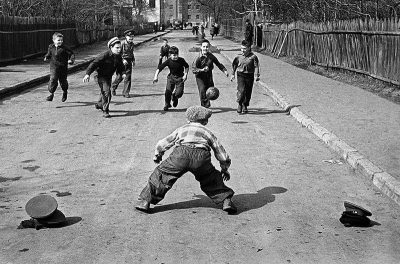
[25,195,58,219]
[186,106,212,122]
[107,37,120,48]
[36,209,67,226]
[124,29,135,36]
[344,201,372,217]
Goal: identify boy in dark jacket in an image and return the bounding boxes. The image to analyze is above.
[153,46,189,111]
[111,30,136,98]
[135,105,237,214]
[83,37,125,118]
[44,32,75,102]
[230,40,260,114]
[192,39,229,108]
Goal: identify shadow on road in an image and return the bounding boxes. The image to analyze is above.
[212,107,294,116]
[151,186,287,215]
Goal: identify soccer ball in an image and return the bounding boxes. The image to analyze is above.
[206,86,219,100]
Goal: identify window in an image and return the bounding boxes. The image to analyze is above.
[196,5,200,10]
[188,4,191,10]
[196,15,199,19]
[188,15,191,19]
[149,0,155,8]
[169,5,173,9]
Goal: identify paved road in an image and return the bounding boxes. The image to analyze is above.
[1,31,400,264]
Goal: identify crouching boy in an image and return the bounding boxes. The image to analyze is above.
[135,105,237,214]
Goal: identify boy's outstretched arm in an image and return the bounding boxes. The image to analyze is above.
[153,129,179,163]
[153,69,160,83]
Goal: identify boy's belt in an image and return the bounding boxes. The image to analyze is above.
[179,143,210,151]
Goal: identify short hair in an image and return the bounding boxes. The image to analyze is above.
[241,40,251,48]
[201,39,210,45]
[169,46,179,55]
[162,38,168,42]
[52,32,63,39]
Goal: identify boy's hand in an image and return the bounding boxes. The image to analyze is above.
[221,170,230,181]
[153,154,162,164]
[203,66,209,72]
[68,59,74,65]
[123,59,128,66]
[182,75,187,82]
[44,57,47,62]
[83,75,90,83]
[230,75,235,82]
[122,74,127,80]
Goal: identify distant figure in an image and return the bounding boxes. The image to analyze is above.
[44,32,75,102]
[200,23,205,38]
[158,38,170,67]
[244,19,254,46]
[214,22,220,36]
[210,24,216,39]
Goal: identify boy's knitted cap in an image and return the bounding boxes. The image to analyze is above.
[186,106,212,122]
[107,37,120,48]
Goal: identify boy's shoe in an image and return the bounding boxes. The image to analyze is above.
[112,90,116,96]
[61,92,67,102]
[123,94,131,98]
[172,95,178,107]
[46,94,54,101]
[95,104,102,110]
[204,100,211,108]
[103,111,111,118]
[242,105,248,113]
[163,104,172,111]
[237,104,242,113]
[135,199,150,213]
[222,198,237,214]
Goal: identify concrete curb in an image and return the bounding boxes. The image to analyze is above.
[0,31,169,99]
[220,50,400,206]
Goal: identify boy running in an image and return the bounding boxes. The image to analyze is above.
[153,46,189,111]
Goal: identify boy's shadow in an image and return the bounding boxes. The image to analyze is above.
[151,186,287,215]
[212,107,299,116]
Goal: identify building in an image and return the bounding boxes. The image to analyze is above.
[162,0,209,26]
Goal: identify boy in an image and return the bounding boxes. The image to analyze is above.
[153,46,189,111]
[135,105,237,214]
[192,39,229,108]
[111,30,136,98]
[83,37,126,118]
[44,32,75,102]
[158,38,170,67]
[230,40,260,114]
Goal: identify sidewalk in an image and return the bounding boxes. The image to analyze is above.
[211,37,400,206]
[0,31,169,98]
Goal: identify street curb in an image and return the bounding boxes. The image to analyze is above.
[219,50,400,206]
[0,31,169,99]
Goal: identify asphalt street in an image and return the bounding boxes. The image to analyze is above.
[1,30,400,264]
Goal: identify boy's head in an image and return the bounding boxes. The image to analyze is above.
[169,46,179,60]
[186,106,212,125]
[241,40,251,55]
[52,32,64,47]
[124,29,134,43]
[162,38,168,45]
[200,40,210,55]
[108,37,122,54]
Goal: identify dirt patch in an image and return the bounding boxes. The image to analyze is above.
[256,48,400,105]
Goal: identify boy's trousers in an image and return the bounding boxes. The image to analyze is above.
[236,72,254,107]
[111,61,132,96]
[139,145,234,205]
[195,72,214,108]
[48,66,68,93]
[165,74,184,106]
[95,76,112,112]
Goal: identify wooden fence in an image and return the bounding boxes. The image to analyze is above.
[0,15,155,64]
[222,18,400,86]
